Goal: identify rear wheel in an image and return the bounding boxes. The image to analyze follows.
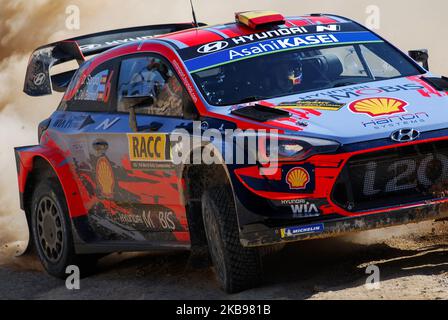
[31,178,98,278]
[202,186,262,293]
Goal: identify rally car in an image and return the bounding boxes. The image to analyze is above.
[16,11,448,293]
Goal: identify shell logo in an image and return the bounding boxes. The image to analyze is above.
[96,157,115,197]
[349,98,408,117]
[286,167,310,190]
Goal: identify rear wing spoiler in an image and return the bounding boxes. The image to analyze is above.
[24,23,203,96]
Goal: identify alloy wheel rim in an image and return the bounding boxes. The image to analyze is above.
[36,196,64,263]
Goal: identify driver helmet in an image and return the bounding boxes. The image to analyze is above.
[272,53,303,89]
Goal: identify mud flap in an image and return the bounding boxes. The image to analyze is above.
[13,236,32,257]
[13,147,34,257]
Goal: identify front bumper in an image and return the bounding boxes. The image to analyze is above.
[232,134,448,247]
[239,200,448,247]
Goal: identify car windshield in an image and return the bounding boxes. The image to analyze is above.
[190,42,423,106]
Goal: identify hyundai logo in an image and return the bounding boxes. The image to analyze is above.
[391,128,420,143]
[33,73,46,86]
[197,41,229,54]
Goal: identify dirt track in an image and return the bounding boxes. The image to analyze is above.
[1,221,447,300]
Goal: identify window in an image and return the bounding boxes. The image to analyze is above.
[64,60,92,100]
[330,46,368,77]
[62,61,115,112]
[191,42,422,106]
[360,45,401,78]
[74,69,113,102]
[117,56,183,117]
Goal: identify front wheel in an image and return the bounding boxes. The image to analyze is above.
[202,186,262,293]
[31,178,98,278]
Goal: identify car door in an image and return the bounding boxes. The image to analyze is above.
[87,53,196,243]
[54,59,126,241]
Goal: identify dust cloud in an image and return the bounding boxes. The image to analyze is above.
[0,0,197,259]
[0,0,76,258]
[0,0,446,261]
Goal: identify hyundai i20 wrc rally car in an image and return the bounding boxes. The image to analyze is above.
[15,11,448,293]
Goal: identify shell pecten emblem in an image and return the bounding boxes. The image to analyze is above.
[349,97,408,117]
[286,167,310,190]
[96,157,115,197]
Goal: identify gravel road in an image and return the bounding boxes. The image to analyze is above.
[1,221,448,300]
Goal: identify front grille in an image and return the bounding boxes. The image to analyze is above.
[332,140,448,212]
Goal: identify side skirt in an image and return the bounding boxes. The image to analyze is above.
[75,241,190,254]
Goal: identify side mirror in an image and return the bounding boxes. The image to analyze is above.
[121,95,154,132]
[409,49,429,71]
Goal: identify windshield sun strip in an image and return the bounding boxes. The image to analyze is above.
[188,40,384,74]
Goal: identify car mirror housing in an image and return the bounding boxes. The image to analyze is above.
[121,95,155,111]
[408,49,429,70]
[121,95,155,132]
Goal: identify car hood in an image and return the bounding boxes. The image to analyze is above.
[225,76,448,145]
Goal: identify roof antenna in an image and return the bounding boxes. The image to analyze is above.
[190,0,199,27]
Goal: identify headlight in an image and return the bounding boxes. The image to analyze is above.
[235,131,340,163]
[270,138,306,159]
[268,134,340,161]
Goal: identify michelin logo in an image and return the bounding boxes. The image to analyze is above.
[280,223,324,238]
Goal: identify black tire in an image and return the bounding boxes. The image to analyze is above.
[202,186,262,293]
[30,178,98,279]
